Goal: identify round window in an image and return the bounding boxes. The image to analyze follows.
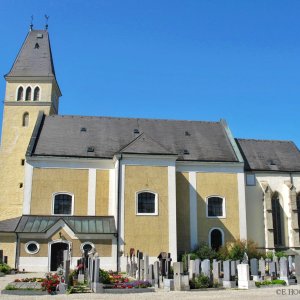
[80,242,95,255]
[25,241,40,254]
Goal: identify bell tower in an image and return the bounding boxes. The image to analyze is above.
[0,28,61,220]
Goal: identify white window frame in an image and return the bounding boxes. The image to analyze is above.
[206,195,226,218]
[25,241,40,255]
[80,241,95,255]
[52,192,74,216]
[135,190,158,216]
[208,227,224,249]
[246,173,256,186]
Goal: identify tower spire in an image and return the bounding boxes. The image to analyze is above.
[29,15,33,31]
[44,15,49,30]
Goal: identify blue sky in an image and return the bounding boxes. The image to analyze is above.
[0,0,299,147]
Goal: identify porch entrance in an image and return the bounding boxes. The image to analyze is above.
[50,242,69,271]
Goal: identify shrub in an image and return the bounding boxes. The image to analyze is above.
[99,269,111,284]
[194,242,218,260]
[218,239,264,260]
[0,263,11,274]
[190,274,210,289]
[255,279,286,287]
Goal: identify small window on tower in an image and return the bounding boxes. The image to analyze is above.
[34,43,39,49]
[22,112,29,127]
[21,159,25,166]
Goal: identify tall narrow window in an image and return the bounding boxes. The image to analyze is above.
[136,191,158,215]
[17,87,23,101]
[207,196,225,217]
[33,87,40,101]
[53,193,73,215]
[209,228,223,251]
[25,87,32,101]
[297,193,300,234]
[272,192,284,246]
[22,112,29,127]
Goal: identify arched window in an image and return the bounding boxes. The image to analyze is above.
[136,191,158,215]
[207,196,225,217]
[53,193,73,215]
[17,87,23,101]
[25,87,32,101]
[33,87,40,101]
[209,228,224,251]
[22,112,29,127]
[272,192,284,246]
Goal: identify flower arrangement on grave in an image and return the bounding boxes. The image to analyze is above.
[14,277,44,283]
[113,280,152,289]
[41,273,60,294]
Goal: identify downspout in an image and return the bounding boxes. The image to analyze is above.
[15,232,19,270]
[116,154,123,272]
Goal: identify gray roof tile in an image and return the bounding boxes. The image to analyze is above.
[5,30,56,78]
[236,139,300,172]
[32,115,238,162]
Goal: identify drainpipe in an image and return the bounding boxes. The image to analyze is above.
[290,172,294,185]
[116,154,123,272]
[15,232,19,270]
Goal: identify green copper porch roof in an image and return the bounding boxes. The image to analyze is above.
[13,215,116,234]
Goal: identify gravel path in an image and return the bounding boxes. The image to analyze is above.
[0,272,299,299]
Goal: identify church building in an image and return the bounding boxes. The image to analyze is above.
[0,28,299,272]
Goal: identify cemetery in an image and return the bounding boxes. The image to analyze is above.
[1,241,300,296]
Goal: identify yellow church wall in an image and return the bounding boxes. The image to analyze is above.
[19,229,112,257]
[196,172,240,244]
[0,235,16,267]
[95,170,109,216]
[176,172,190,254]
[0,105,52,221]
[31,168,88,215]
[124,165,169,256]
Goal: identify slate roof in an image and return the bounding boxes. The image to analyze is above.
[0,216,116,234]
[236,139,300,172]
[5,30,56,78]
[30,115,239,162]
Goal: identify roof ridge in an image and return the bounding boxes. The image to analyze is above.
[236,138,294,143]
[46,114,221,124]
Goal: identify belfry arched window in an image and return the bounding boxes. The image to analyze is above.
[25,87,32,101]
[22,112,29,127]
[53,193,73,215]
[17,87,23,101]
[33,87,40,101]
[272,192,284,246]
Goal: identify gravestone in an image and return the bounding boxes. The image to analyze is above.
[230,260,236,278]
[164,279,174,291]
[63,250,70,286]
[288,256,293,273]
[140,259,145,280]
[279,257,289,285]
[237,264,254,289]
[56,281,66,294]
[259,258,265,277]
[250,258,258,276]
[213,260,221,284]
[173,262,190,291]
[148,264,154,284]
[189,260,195,279]
[294,256,300,283]
[153,261,160,288]
[273,256,279,276]
[269,261,276,279]
[144,255,149,281]
[194,259,200,276]
[201,259,210,278]
[223,260,235,288]
[92,256,103,293]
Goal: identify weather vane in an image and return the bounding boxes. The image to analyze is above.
[45,15,49,30]
[29,15,33,31]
